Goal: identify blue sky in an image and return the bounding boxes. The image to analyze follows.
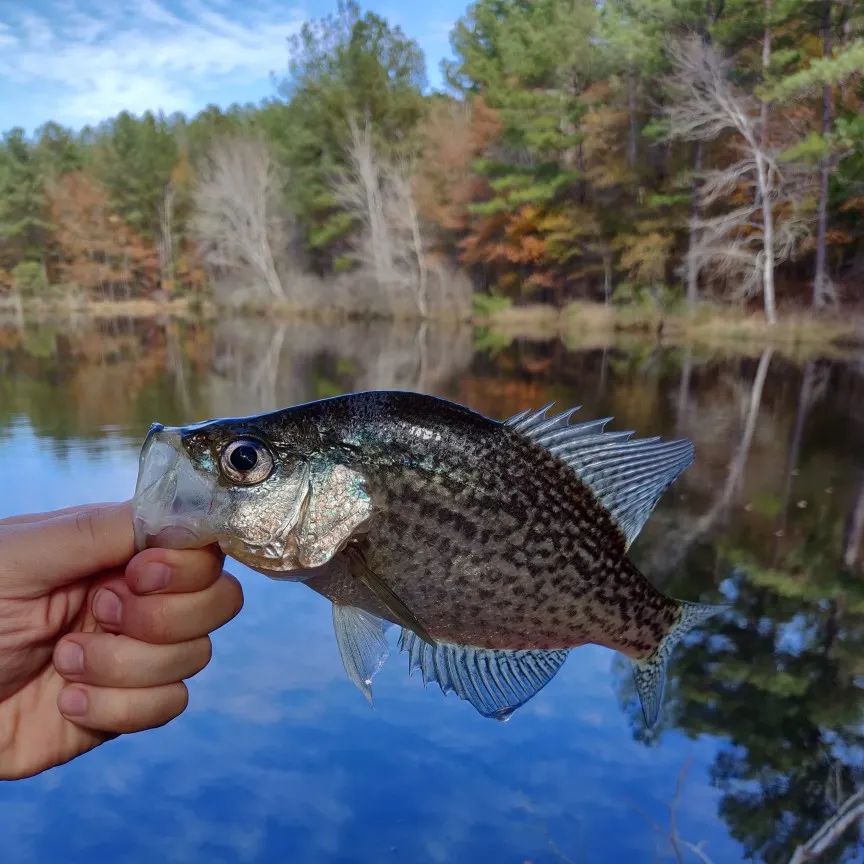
[0,0,465,135]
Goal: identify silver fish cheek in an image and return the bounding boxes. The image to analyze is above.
[219,460,312,568]
[294,462,376,569]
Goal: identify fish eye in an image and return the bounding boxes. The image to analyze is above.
[220,438,274,485]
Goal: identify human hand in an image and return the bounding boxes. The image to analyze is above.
[0,502,243,780]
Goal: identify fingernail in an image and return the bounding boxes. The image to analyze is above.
[58,687,88,716]
[93,588,122,625]
[137,563,170,593]
[55,641,84,674]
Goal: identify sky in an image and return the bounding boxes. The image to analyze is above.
[0,0,463,135]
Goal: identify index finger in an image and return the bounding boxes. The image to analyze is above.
[0,503,115,528]
[0,502,135,598]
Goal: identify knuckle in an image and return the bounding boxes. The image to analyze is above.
[75,509,100,549]
[107,694,137,730]
[100,637,128,678]
[135,597,175,643]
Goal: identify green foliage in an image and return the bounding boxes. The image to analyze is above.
[90,110,178,242]
[0,128,52,266]
[472,292,513,317]
[273,0,427,261]
[765,39,864,102]
[10,261,49,295]
[779,130,831,164]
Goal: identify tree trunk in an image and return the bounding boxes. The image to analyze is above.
[577,142,586,205]
[603,252,612,303]
[676,345,693,435]
[158,181,175,293]
[260,240,284,301]
[686,140,703,309]
[812,0,833,309]
[757,157,777,324]
[627,76,638,170]
[404,184,428,318]
[759,0,772,152]
[758,0,777,324]
[772,361,814,554]
[844,470,864,568]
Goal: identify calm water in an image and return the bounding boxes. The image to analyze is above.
[1,314,864,864]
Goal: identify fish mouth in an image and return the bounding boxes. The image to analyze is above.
[132,423,219,552]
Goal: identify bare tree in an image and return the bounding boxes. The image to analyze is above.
[191,133,286,302]
[384,160,429,318]
[333,115,433,318]
[663,35,811,324]
[789,786,864,864]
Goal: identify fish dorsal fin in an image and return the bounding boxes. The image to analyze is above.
[332,603,390,705]
[397,629,569,721]
[504,404,694,549]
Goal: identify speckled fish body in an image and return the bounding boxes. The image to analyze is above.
[291,393,674,655]
[132,390,723,725]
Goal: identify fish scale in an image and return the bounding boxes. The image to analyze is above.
[132,389,725,727]
[348,413,672,654]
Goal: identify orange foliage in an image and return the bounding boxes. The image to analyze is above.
[580,82,633,189]
[48,172,159,296]
[414,95,502,235]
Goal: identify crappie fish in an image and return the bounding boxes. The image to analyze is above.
[132,390,723,726]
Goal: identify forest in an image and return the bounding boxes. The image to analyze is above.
[1,0,863,324]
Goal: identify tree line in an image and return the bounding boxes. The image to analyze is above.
[1,0,863,323]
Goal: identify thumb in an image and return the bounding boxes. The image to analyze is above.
[0,502,135,598]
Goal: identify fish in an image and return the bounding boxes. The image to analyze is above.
[132,390,724,726]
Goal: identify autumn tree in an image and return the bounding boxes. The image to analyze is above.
[48,171,158,298]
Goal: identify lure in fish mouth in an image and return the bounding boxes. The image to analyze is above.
[132,391,725,728]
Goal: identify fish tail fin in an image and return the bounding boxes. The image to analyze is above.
[631,599,725,728]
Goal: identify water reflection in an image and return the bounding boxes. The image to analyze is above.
[1,313,863,863]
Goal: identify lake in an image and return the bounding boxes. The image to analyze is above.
[1,313,863,864]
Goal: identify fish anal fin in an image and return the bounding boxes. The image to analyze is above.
[632,599,726,728]
[397,629,568,720]
[332,603,390,705]
[505,404,694,548]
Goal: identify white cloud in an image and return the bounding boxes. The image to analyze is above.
[0,0,306,128]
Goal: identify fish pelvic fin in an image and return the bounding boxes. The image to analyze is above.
[631,599,726,728]
[332,603,390,706]
[397,629,569,721]
[504,405,694,549]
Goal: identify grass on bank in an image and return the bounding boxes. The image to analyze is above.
[5,289,864,358]
[477,298,864,350]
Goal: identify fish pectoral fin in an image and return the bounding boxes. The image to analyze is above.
[332,603,390,705]
[632,599,726,728]
[505,404,694,549]
[344,545,435,646]
[398,629,569,721]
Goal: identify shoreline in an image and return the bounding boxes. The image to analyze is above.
[4,296,863,357]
